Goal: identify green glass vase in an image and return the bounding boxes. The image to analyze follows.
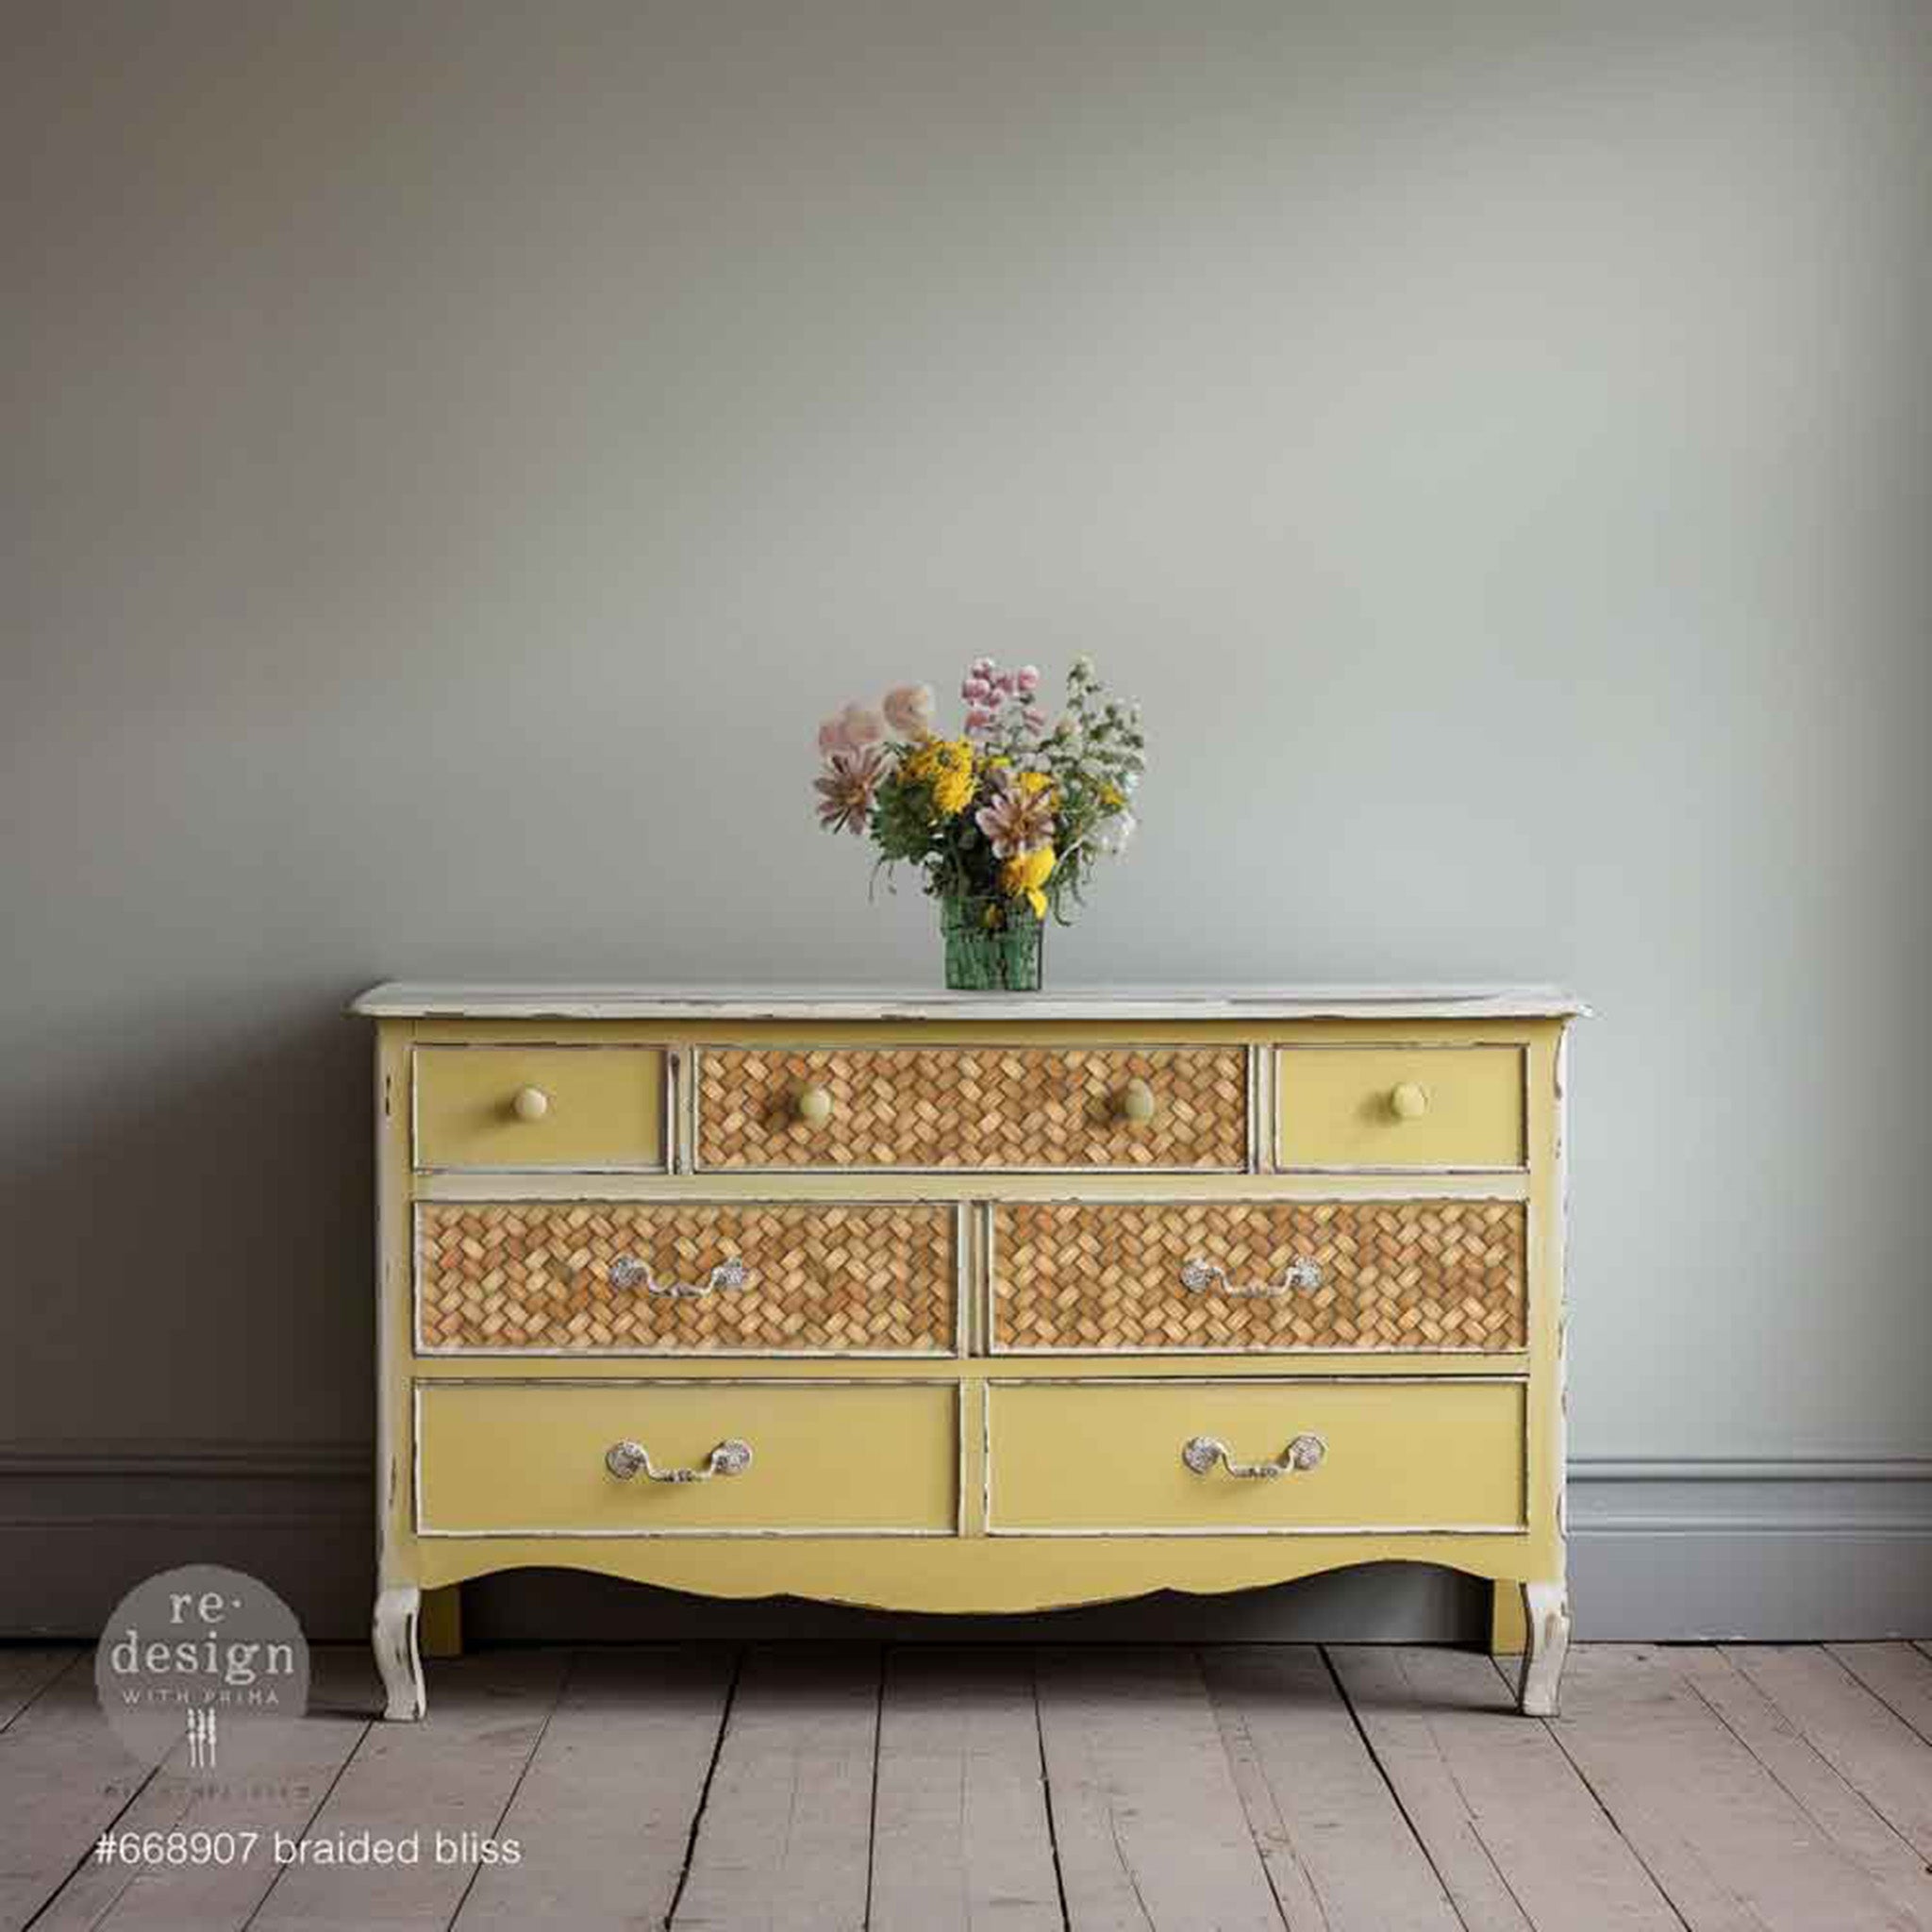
[940,893,1044,991]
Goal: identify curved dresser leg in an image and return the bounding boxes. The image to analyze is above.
[374,1585,425,1722]
[1515,1580,1571,1717]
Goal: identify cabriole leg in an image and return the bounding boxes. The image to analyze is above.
[1515,1580,1571,1717]
[374,1584,425,1721]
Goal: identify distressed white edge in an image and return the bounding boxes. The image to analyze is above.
[1554,1024,1572,1557]
[980,1374,1530,1538]
[413,1378,966,1539]
[413,1171,1533,1205]
[408,1196,970,1361]
[375,1037,402,1591]
[355,983,1589,1022]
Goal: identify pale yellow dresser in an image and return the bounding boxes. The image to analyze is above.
[353,984,1582,1718]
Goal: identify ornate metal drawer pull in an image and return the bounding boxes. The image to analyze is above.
[606,1439,754,1483]
[1181,1433,1326,1479]
[608,1256,750,1299]
[1179,1257,1323,1298]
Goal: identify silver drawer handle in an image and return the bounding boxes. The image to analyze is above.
[608,1256,750,1299]
[1179,1257,1323,1298]
[1182,1433,1326,1479]
[606,1439,753,1483]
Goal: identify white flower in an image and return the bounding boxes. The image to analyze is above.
[882,684,936,737]
[839,702,886,747]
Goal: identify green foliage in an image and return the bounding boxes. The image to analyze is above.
[815,658,1145,926]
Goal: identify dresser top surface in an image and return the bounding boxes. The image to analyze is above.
[351,982,1586,1021]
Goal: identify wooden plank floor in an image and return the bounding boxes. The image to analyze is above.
[4,1642,1931,1930]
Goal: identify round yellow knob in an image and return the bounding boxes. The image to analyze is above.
[511,1086,550,1123]
[1389,1081,1429,1122]
[794,1084,834,1128]
[1120,1077,1158,1125]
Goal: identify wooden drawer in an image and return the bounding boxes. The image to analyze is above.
[991,1200,1526,1354]
[985,1380,1524,1533]
[413,1045,666,1171]
[416,1381,960,1535]
[695,1045,1247,1171]
[415,1201,959,1355]
[1276,1045,1524,1170]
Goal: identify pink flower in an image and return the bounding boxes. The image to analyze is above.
[971,657,995,677]
[964,706,997,736]
[960,677,991,703]
[974,770,1057,857]
[1016,664,1041,694]
[1023,707,1047,729]
[817,714,850,755]
[883,683,935,737]
[839,702,885,747]
[814,746,886,836]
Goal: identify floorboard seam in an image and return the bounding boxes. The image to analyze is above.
[1483,1656,1694,1932]
[1678,1657,1930,1874]
[444,1647,575,1930]
[238,1691,383,1928]
[1319,1647,1474,1932]
[21,1754,167,1929]
[1027,1649,1073,1932]
[661,1641,743,1931]
[2,1649,88,1738]
[862,1645,886,1931]
[1822,1645,1932,1749]
[1193,1650,1292,1932]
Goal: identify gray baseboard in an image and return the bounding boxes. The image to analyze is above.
[1568,1455,1932,1641]
[2,1442,1926,1643]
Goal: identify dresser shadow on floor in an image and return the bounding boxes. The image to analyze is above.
[458,1559,1490,1644]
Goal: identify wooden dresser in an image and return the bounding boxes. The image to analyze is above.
[354,984,1582,1717]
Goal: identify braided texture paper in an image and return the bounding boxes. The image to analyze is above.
[696,1047,1247,1170]
[993,1199,1525,1352]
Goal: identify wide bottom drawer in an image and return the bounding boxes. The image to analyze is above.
[986,1380,1525,1533]
[416,1381,960,1536]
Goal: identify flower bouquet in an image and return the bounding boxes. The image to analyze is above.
[812,657,1144,990]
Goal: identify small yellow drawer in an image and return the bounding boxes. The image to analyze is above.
[413,1045,666,1171]
[986,1379,1524,1533]
[1276,1045,1524,1170]
[416,1200,959,1356]
[415,1381,960,1535]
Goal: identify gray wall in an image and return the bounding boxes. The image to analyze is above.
[6,1,1930,1640]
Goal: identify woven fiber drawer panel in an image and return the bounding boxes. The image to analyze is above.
[417,1202,958,1354]
[695,1046,1247,1170]
[991,1199,1526,1352]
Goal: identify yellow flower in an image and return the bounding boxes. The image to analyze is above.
[1002,844,1056,918]
[932,760,974,817]
[1016,771,1055,800]
[1100,782,1124,809]
[903,737,976,818]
